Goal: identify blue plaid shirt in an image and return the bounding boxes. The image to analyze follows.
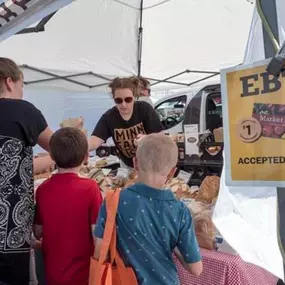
[94,183,201,285]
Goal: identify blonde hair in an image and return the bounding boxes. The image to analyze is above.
[109,76,140,98]
[136,133,178,175]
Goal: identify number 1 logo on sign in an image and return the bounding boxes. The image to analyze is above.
[238,117,262,143]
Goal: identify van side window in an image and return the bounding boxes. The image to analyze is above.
[183,92,202,128]
[206,95,223,132]
[155,95,187,130]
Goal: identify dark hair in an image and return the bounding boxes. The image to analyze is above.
[50,127,88,169]
[109,76,140,98]
[0,58,22,95]
[138,76,150,89]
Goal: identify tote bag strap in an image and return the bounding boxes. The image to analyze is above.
[98,188,121,264]
[104,191,138,284]
[108,214,134,278]
[109,224,126,269]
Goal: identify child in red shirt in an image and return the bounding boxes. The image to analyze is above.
[34,127,102,285]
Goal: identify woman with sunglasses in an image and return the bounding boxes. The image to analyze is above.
[89,77,163,169]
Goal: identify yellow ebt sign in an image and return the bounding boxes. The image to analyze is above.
[221,59,285,186]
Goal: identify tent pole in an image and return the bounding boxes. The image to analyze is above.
[258,0,285,281]
[137,0,143,76]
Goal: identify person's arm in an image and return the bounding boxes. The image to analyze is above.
[31,233,42,249]
[174,247,202,276]
[175,206,203,276]
[93,200,107,259]
[33,188,44,240]
[89,114,111,152]
[140,101,164,133]
[33,155,55,174]
[88,136,104,152]
[20,101,53,151]
[33,225,43,240]
[37,127,53,151]
[89,182,103,246]
[94,237,103,260]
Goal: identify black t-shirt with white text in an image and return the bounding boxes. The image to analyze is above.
[92,101,163,167]
[0,98,47,285]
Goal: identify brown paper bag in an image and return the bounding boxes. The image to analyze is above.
[60,117,84,129]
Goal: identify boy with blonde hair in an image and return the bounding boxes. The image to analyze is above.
[94,133,202,285]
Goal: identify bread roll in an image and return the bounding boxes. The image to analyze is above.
[95,159,108,168]
[194,212,216,250]
[164,178,198,199]
[195,176,220,204]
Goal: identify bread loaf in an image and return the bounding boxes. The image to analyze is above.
[194,211,216,250]
[195,175,220,204]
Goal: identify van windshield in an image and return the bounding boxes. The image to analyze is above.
[155,95,187,129]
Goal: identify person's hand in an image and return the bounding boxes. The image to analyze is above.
[33,155,55,175]
[31,238,42,249]
[136,134,145,139]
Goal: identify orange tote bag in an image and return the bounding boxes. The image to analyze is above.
[89,189,138,285]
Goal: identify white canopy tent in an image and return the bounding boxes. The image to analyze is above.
[1,0,284,281]
[0,0,254,92]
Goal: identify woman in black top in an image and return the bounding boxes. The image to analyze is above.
[89,77,163,168]
[0,58,53,285]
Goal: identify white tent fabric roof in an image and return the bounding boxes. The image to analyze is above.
[0,0,254,92]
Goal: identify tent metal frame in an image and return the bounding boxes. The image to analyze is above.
[16,11,57,35]
[146,70,220,87]
[21,64,219,89]
[21,64,112,88]
[18,0,220,89]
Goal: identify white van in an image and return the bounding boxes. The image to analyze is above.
[153,84,222,134]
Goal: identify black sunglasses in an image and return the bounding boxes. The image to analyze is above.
[114,97,133,104]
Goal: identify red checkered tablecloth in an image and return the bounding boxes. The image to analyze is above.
[175,249,279,285]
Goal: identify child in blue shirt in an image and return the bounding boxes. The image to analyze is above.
[94,133,202,284]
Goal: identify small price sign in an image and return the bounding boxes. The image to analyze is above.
[177,170,192,184]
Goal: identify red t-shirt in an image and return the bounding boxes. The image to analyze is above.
[35,173,102,285]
